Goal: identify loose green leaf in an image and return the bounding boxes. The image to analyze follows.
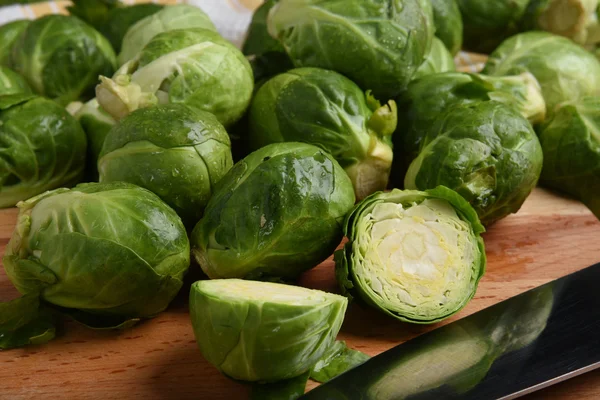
[251,372,310,400]
[310,341,370,383]
[0,295,57,349]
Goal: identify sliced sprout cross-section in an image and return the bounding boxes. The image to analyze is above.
[336,187,486,324]
[189,279,348,382]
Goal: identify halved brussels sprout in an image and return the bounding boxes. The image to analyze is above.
[99,104,233,227]
[192,142,355,281]
[118,4,216,65]
[457,0,530,53]
[0,20,30,68]
[267,0,434,99]
[0,66,32,96]
[391,71,546,187]
[483,32,600,113]
[412,37,457,80]
[190,279,347,382]
[3,182,190,325]
[405,102,543,225]
[249,67,396,200]
[538,97,600,219]
[0,95,87,208]
[12,15,116,105]
[522,0,600,46]
[431,0,463,55]
[243,0,294,83]
[97,28,253,128]
[74,98,116,180]
[335,187,486,324]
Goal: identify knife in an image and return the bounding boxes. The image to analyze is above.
[302,262,600,400]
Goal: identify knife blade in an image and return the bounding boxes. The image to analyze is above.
[302,262,600,400]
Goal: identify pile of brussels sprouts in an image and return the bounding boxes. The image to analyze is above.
[0,0,599,397]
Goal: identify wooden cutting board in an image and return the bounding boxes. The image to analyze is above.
[0,188,599,400]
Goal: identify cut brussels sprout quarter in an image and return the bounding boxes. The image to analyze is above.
[538,97,600,219]
[192,142,355,281]
[0,20,30,68]
[189,279,347,382]
[0,66,32,96]
[12,15,116,105]
[3,182,190,326]
[405,101,543,225]
[99,104,233,227]
[268,0,434,99]
[97,28,253,128]
[336,187,486,324]
[0,95,87,208]
[117,4,216,65]
[484,32,600,113]
[412,37,457,81]
[249,67,396,200]
[522,0,600,46]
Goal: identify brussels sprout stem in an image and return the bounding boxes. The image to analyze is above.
[96,75,157,120]
[536,0,600,45]
[345,139,393,201]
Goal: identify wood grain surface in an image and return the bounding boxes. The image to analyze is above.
[0,188,599,400]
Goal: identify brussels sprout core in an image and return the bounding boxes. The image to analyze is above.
[357,198,479,319]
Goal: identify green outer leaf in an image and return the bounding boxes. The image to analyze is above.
[66,0,119,31]
[251,371,310,400]
[248,67,395,200]
[412,37,457,80]
[335,186,486,324]
[431,0,463,55]
[0,20,30,68]
[189,279,348,382]
[310,341,370,383]
[191,142,355,280]
[0,66,32,96]
[98,103,233,227]
[100,3,163,52]
[0,97,87,208]
[457,0,530,53]
[538,97,600,219]
[12,15,116,105]
[483,31,600,113]
[268,0,435,99]
[404,101,543,225]
[2,182,190,319]
[118,4,217,65]
[0,294,57,349]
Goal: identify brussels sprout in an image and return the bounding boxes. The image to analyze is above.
[391,71,546,186]
[335,186,486,324]
[101,3,164,53]
[11,15,116,106]
[0,96,87,208]
[249,67,396,200]
[522,0,600,46]
[412,37,457,80]
[190,279,347,382]
[483,32,600,113]
[267,0,435,99]
[0,20,30,68]
[457,0,530,53]
[538,97,600,219]
[243,0,294,83]
[66,0,119,31]
[118,5,216,65]
[0,66,32,96]
[404,101,543,225]
[99,104,233,227]
[96,28,253,128]
[431,0,463,55]
[192,142,355,280]
[74,98,116,180]
[3,182,190,325]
